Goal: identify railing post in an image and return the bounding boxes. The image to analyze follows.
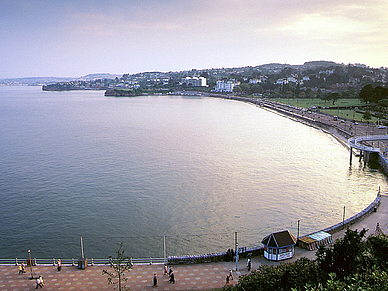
[91,258,94,266]
[150,257,152,265]
[34,258,37,266]
[15,258,18,266]
[72,258,75,266]
[53,258,56,266]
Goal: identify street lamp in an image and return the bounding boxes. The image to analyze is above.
[235,231,238,271]
[234,215,240,271]
[27,249,34,279]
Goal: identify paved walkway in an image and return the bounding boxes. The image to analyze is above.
[1,195,387,291]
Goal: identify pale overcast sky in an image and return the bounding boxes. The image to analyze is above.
[1,0,387,78]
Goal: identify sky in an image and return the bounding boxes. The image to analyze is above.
[1,0,387,78]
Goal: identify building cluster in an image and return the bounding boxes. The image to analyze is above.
[214,79,240,92]
[34,61,388,94]
[181,76,207,87]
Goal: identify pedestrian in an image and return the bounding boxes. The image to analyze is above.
[18,263,25,274]
[169,271,175,284]
[225,274,230,286]
[153,273,157,287]
[229,269,234,280]
[36,275,44,289]
[164,265,168,275]
[57,259,62,272]
[247,258,251,271]
[168,266,172,277]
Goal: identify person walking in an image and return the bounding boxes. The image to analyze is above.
[153,273,157,287]
[225,274,230,286]
[247,258,251,271]
[36,275,44,289]
[164,265,168,275]
[169,271,175,284]
[229,269,234,280]
[57,259,62,272]
[18,263,26,274]
[168,266,172,277]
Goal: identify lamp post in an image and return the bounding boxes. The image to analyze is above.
[27,249,33,279]
[343,206,346,226]
[235,231,238,271]
[234,215,240,271]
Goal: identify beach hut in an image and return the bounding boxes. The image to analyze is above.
[261,230,297,261]
[297,231,332,251]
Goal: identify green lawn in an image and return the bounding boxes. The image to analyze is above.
[268,98,365,108]
[267,98,382,123]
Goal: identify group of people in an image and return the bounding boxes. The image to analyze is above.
[17,259,62,289]
[152,265,176,287]
[166,265,175,284]
[225,259,252,286]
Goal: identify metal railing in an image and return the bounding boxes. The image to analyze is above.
[0,257,167,266]
[348,135,388,152]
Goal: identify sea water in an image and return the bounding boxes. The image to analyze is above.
[0,86,386,259]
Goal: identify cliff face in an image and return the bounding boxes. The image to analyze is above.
[104,89,141,97]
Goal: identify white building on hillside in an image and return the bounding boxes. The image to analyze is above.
[182,76,207,87]
[215,79,239,92]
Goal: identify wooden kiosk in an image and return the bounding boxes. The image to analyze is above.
[261,230,297,261]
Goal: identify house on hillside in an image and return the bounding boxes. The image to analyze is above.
[261,230,297,261]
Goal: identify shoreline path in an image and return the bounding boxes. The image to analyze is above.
[1,196,387,291]
[2,101,388,290]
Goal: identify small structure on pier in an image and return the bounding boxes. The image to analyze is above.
[261,230,297,261]
[297,231,332,251]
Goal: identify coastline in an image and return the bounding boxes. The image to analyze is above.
[0,96,384,259]
[1,95,388,291]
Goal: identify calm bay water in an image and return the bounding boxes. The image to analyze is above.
[0,86,386,259]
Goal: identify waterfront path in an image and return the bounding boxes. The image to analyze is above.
[1,195,388,291]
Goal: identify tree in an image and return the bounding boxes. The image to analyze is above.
[102,243,133,291]
[367,233,388,270]
[240,83,250,95]
[359,84,374,103]
[251,84,263,94]
[316,229,368,281]
[328,92,340,105]
[233,85,242,94]
[363,110,372,121]
[225,257,321,291]
[373,86,388,103]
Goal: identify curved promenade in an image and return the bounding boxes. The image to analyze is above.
[1,195,387,291]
